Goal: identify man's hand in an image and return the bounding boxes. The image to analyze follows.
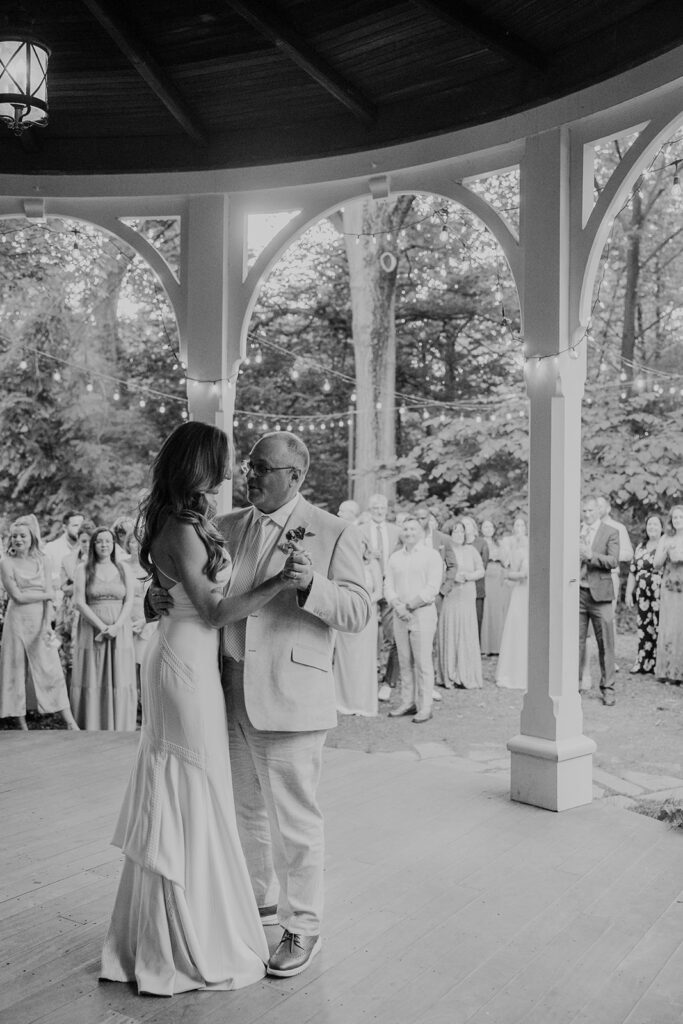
[281,545,314,591]
[148,583,175,617]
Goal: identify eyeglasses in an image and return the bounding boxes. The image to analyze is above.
[240,460,296,478]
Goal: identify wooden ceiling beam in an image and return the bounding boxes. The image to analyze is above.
[224,0,376,124]
[413,0,547,72]
[78,0,209,145]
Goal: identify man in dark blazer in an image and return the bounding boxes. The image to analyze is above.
[579,495,620,705]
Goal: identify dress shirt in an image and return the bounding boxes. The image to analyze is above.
[384,543,443,609]
[250,492,301,583]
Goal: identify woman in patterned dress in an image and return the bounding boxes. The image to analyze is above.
[653,505,683,685]
[625,514,663,674]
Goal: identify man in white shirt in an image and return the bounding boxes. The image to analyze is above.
[384,518,443,723]
[44,510,84,613]
[360,494,400,701]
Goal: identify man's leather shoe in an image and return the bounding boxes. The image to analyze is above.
[388,703,417,717]
[267,931,321,977]
[258,904,278,926]
[602,694,616,706]
[412,710,433,723]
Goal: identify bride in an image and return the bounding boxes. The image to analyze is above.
[101,421,295,995]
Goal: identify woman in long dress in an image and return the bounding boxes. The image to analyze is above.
[70,527,137,730]
[333,539,381,716]
[496,517,529,691]
[653,504,683,685]
[101,421,294,996]
[479,519,507,655]
[437,519,484,689]
[0,516,79,730]
[625,514,663,674]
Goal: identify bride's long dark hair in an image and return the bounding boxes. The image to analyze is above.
[136,421,230,582]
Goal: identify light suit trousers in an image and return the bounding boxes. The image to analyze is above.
[393,605,437,713]
[222,658,326,936]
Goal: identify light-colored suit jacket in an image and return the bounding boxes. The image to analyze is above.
[216,496,371,732]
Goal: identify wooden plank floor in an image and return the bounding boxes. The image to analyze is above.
[1,732,683,1024]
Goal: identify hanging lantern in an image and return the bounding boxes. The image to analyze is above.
[0,37,50,133]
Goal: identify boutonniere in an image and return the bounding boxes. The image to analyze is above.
[278,525,315,553]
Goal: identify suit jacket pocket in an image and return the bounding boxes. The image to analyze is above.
[290,643,330,672]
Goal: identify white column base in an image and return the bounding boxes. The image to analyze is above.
[507,733,597,812]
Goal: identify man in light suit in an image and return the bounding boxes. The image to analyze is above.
[219,433,370,977]
[360,494,401,700]
[579,495,620,705]
[150,431,370,978]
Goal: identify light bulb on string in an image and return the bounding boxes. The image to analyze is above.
[19,358,27,370]
[350,391,357,403]
[113,389,120,401]
[254,348,263,364]
[159,403,166,413]
[53,369,62,382]
[322,379,331,393]
[290,368,299,380]
[569,346,579,359]
[287,423,293,432]
[181,409,188,420]
[233,418,239,427]
[375,401,382,410]
[275,422,281,431]
[247,420,253,429]
[320,422,326,431]
[298,424,305,432]
[261,422,268,431]
[86,381,94,392]
[422,409,429,420]
[139,398,146,408]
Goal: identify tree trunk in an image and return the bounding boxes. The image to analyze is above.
[621,183,643,380]
[343,195,414,508]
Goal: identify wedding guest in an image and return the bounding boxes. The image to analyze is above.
[625,514,663,675]
[360,494,400,701]
[653,504,683,685]
[496,519,529,690]
[112,516,135,563]
[333,537,381,716]
[479,519,508,655]
[70,527,137,730]
[44,510,84,613]
[597,495,634,601]
[461,516,489,640]
[579,496,619,705]
[0,516,78,730]
[385,518,443,722]
[58,519,96,687]
[124,533,158,699]
[337,499,360,523]
[437,519,484,689]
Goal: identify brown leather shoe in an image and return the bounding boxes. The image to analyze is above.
[267,930,321,977]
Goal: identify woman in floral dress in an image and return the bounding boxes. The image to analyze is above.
[653,505,683,685]
[625,514,663,674]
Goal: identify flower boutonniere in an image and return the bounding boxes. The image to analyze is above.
[278,525,315,553]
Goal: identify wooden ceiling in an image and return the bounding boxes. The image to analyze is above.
[2,0,683,175]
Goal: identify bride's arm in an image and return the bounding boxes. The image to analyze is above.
[155,519,288,628]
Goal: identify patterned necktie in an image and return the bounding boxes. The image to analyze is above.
[222,514,266,661]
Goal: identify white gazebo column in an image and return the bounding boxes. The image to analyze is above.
[181,195,236,435]
[507,127,596,812]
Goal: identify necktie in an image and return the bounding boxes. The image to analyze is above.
[223,515,266,661]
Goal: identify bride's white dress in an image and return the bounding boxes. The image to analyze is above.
[100,568,268,995]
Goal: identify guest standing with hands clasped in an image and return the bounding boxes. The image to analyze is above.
[653,504,683,685]
[146,429,371,980]
[70,527,137,731]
